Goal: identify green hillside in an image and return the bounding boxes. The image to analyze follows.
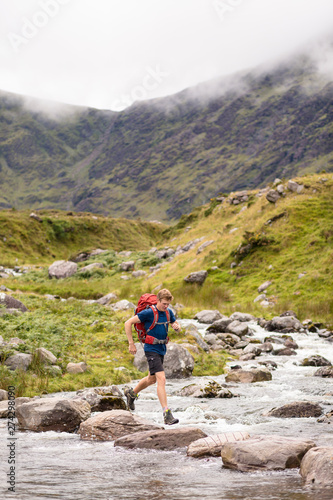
[0,55,332,221]
[0,173,332,396]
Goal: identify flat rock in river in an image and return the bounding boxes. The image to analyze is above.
[114,427,207,450]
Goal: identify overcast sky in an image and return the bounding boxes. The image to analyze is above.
[0,0,333,111]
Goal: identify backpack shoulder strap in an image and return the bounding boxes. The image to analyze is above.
[166,308,170,323]
[147,305,159,332]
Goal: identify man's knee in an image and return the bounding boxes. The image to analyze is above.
[147,374,156,385]
[156,371,166,385]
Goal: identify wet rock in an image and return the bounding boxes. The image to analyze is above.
[257,342,273,353]
[317,411,333,424]
[66,362,88,374]
[258,360,278,369]
[204,333,218,346]
[225,368,272,383]
[207,317,233,333]
[0,293,28,312]
[95,293,118,305]
[266,402,323,418]
[4,353,33,371]
[243,344,261,356]
[76,391,126,412]
[221,435,316,471]
[35,347,57,365]
[17,398,91,432]
[114,427,207,450]
[283,338,299,349]
[0,397,31,418]
[313,366,333,378]
[48,260,77,279]
[119,261,135,272]
[194,310,223,324]
[109,300,135,311]
[226,320,248,337]
[185,325,210,352]
[302,355,332,367]
[164,343,194,378]
[187,431,250,458]
[79,409,162,441]
[266,316,303,332]
[272,347,297,356]
[300,446,333,487]
[184,270,208,285]
[230,312,256,322]
[216,333,241,347]
[179,381,233,399]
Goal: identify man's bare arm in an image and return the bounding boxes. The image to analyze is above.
[125,315,141,354]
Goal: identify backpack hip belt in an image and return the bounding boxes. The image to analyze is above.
[145,335,169,345]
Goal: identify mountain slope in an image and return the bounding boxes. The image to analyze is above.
[0,55,332,221]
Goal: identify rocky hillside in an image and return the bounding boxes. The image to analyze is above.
[0,55,332,221]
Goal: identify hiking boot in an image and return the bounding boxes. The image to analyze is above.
[124,387,138,410]
[163,409,179,425]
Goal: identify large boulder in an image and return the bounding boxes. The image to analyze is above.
[229,312,256,322]
[0,389,8,401]
[265,402,323,418]
[164,343,195,378]
[187,431,250,458]
[133,342,148,372]
[266,316,303,332]
[66,362,88,374]
[119,261,135,272]
[16,397,91,432]
[109,300,135,311]
[226,320,248,337]
[0,293,28,312]
[4,353,33,371]
[184,270,208,285]
[221,435,316,471]
[178,381,233,399]
[194,310,223,324]
[115,427,207,450]
[75,387,126,412]
[48,260,77,279]
[288,180,304,193]
[266,190,280,203]
[79,409,162,441]
[300,447,333,488]
[0,397,31,418]
[225,368,272,383]
[207,317,233,333]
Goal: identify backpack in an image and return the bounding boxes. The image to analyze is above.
[134,293,170,344]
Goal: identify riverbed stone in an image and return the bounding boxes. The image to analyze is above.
[226,320,248,337]
[272,347,297,356]
[230,312,256,322]
[4,353,33,371]
[187,431,250,458]
[300,447,333,487]
[194,310,223,324]
[313,366,333,377]
[114,427,207,450]
[79,409,162,441]
[266,316,303,332]
[221,435,316,471]
[0,397,31,418]
[207,317,233,333]
[257,342,273,353]
[16,397,91,432]
[317,411,333,424]
[0,293,28,312]
[265,401,323,418]
[302,355,332,367]
[225,368,272,383]
[178,381,233,399]
[48,260,77,279]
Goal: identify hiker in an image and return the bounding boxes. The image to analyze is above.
[124,288,181,425]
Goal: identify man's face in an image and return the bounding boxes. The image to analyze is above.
[157,299,171,311]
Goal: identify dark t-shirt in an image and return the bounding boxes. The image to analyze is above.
[137,307,176,355]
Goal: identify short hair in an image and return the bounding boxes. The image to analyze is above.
[157,288,173,302]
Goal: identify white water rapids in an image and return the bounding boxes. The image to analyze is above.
[0,320,333,500]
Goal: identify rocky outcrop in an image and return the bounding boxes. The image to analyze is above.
[300,447,333,487]
[221,435,316,471]
[225,368,272,383]
[48,260,77,279]
[265,402,323,418]
[226,320,248,337]
[0,293,28,312]
[79,409,162,441]
[16,398,91,432]
[187,431,250,458]
[184,270,208,284]
[114,427,207,451]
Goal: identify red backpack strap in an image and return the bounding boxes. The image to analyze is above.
[165,309,170,323]
[147,305,159,332]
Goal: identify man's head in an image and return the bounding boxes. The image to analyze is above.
[156,288,173,311]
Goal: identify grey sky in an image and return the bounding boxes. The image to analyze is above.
[0,0,333,111]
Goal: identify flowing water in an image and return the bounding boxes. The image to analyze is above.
[1,321,333,500]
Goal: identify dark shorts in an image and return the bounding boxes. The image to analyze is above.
[145,351,164,375]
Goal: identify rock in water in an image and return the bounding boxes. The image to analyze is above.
[187,431,250,458]
[300,446,333,487]
[114,427,207,450]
